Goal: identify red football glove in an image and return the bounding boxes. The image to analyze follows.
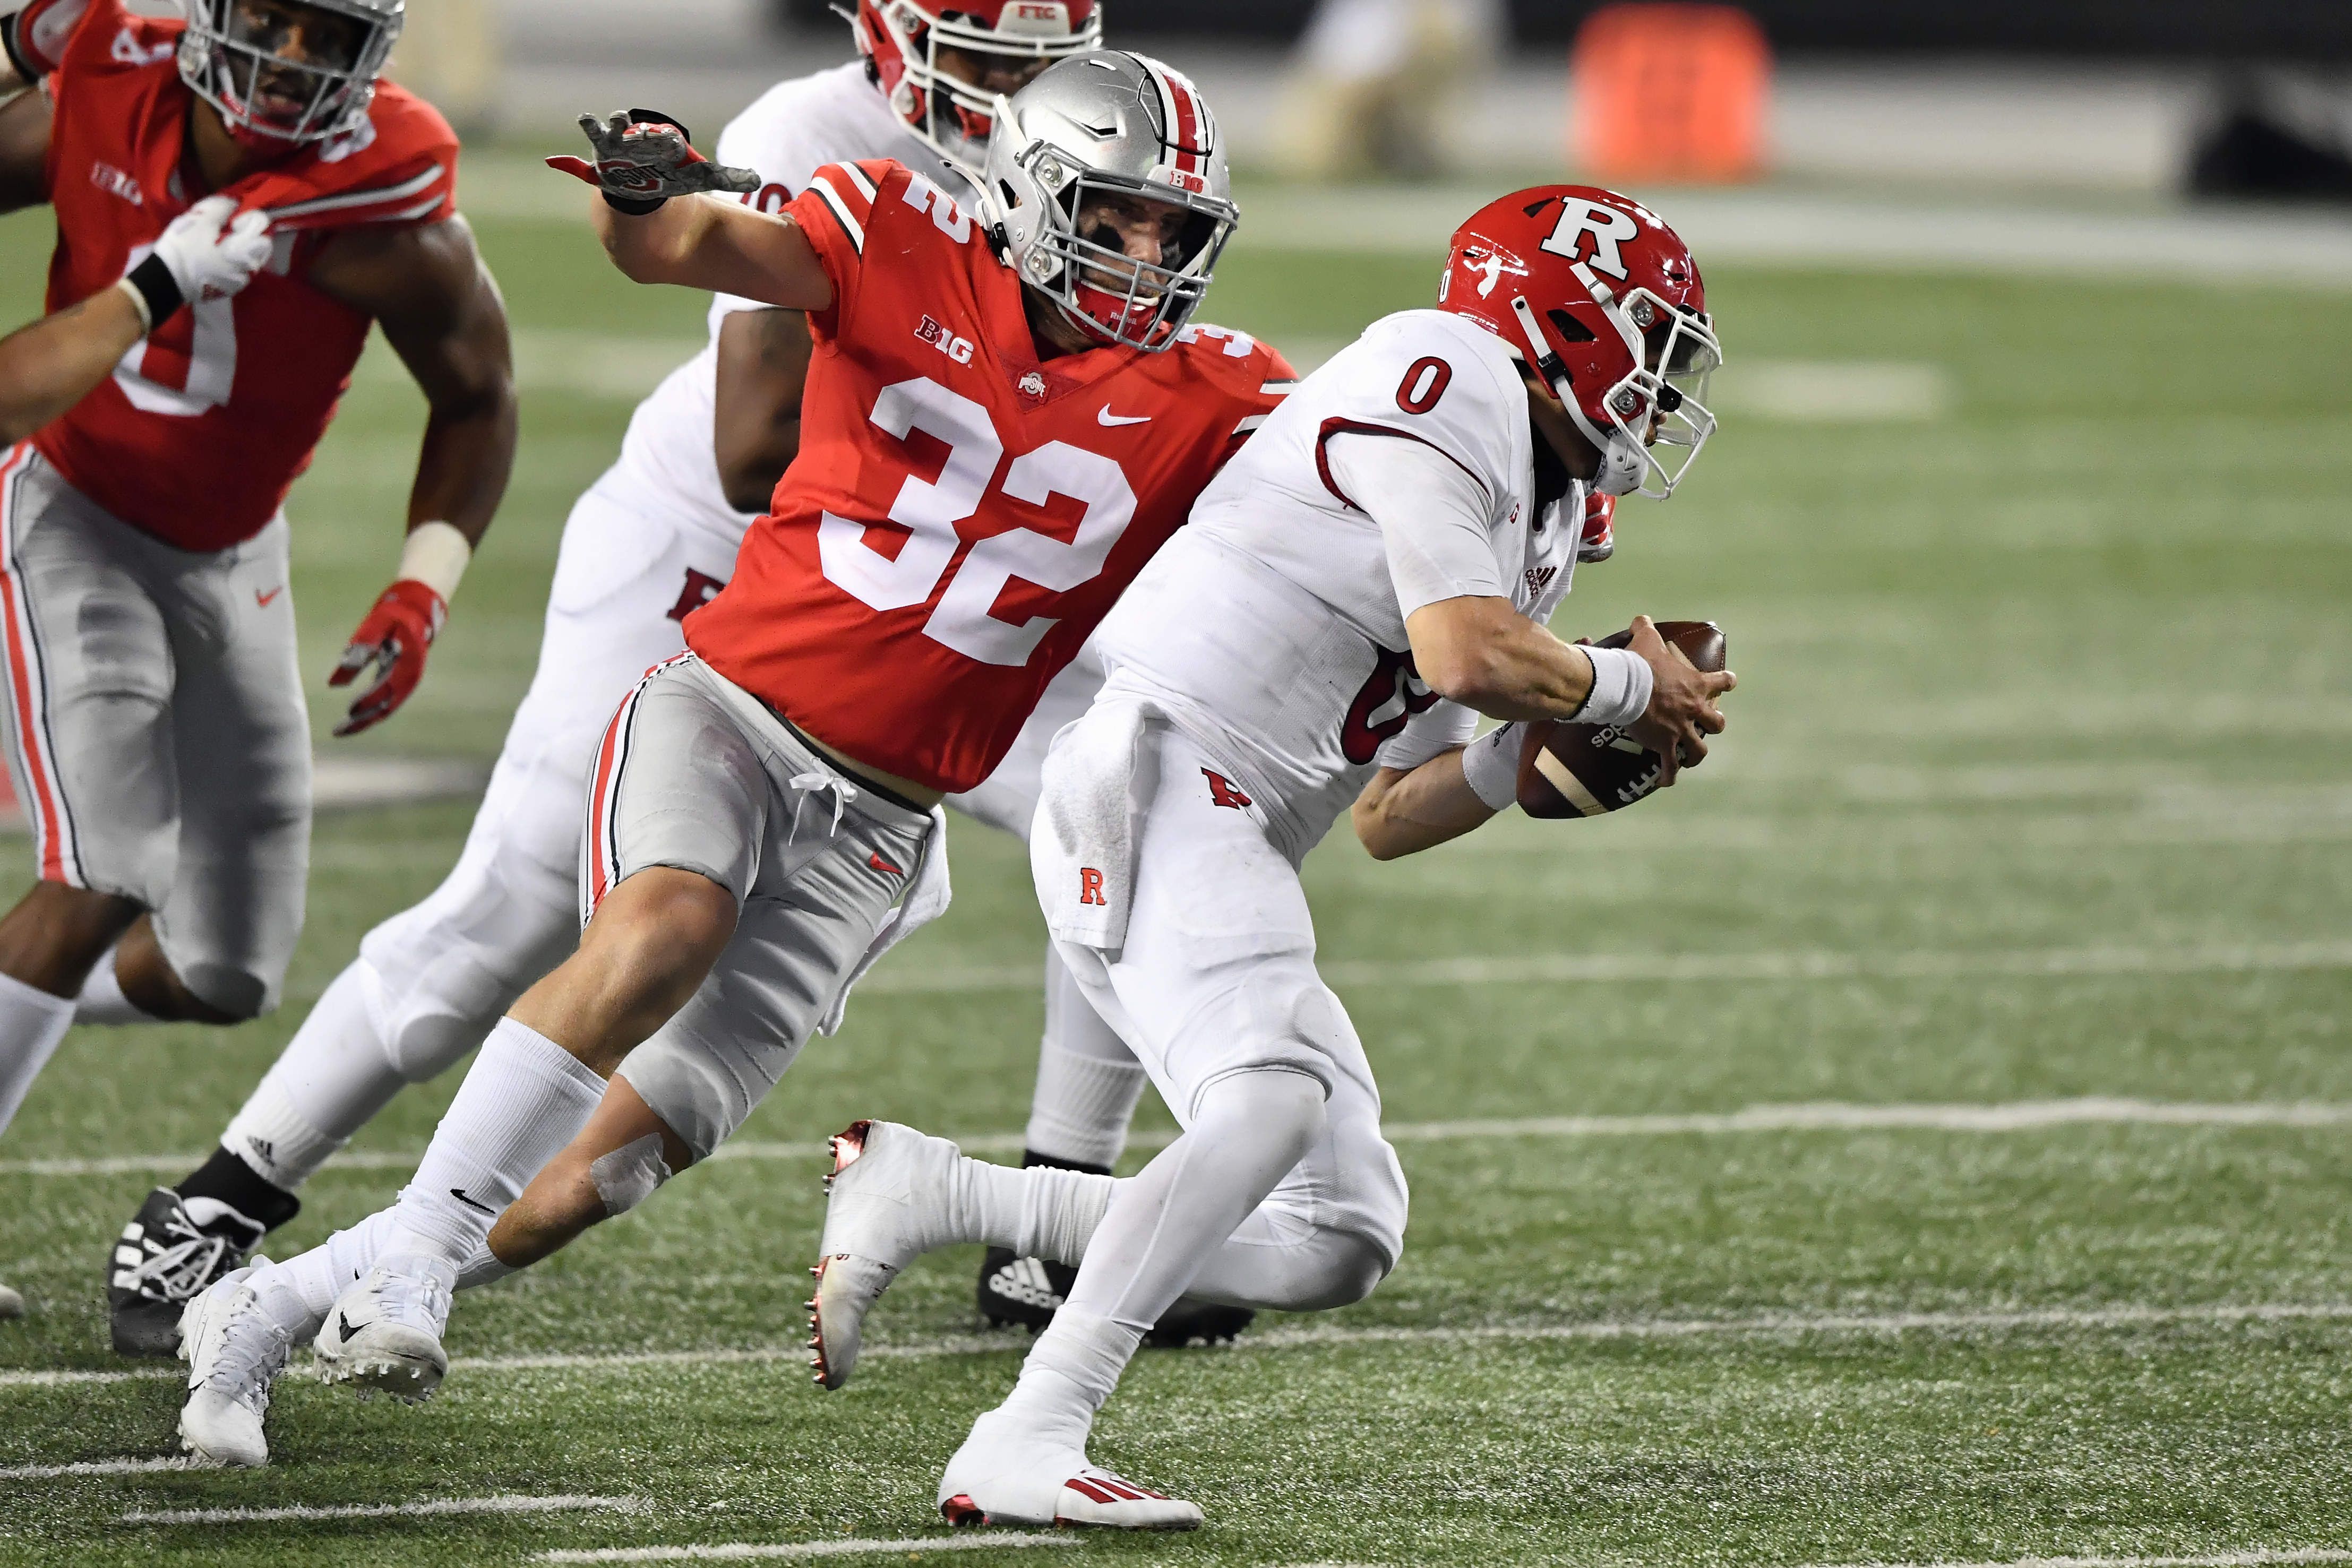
[328,579,446,738]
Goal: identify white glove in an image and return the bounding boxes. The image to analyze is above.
[121,195,272,329]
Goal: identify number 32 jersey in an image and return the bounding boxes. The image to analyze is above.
[18,0,457,551]
[684,158,1294,795]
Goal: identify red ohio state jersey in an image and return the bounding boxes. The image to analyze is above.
[685,158,1292,795]
[24,0,457,552]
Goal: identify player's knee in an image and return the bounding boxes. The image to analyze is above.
[1284,1230,1392,1312]
[1196,1065,1328,1166]
[583,868,737,1000]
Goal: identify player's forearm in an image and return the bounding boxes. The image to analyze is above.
[0,286,144,444]
[594,197,831,311]
[407,382,517,548]
[1406,596,1597,722]
[1351,754,1498,861]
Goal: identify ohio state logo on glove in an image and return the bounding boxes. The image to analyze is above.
[546,109,760,212]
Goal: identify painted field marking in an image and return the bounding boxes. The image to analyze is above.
[10,1092,2352,1181]
[857,938,2352,997]
[0,1455,199,1479]
[13,1301,2352,1394]
[1712,359,1953,423]
[120,1492,641,1525]
[538,1535,1075,1562]
[1802,1551,2352,1568]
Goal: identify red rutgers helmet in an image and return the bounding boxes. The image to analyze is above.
[1439,185,1722,499]
[851,0,1103,175]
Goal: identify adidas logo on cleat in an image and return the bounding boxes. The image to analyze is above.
[985,1257,1066,1312]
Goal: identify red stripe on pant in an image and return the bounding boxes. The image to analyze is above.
[0,443,72,884]
[583,687,634,918]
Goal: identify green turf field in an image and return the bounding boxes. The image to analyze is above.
[3,164,2351,1567]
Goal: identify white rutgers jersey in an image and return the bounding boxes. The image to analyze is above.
[1093,309,1586,859]
[609,62,972,545]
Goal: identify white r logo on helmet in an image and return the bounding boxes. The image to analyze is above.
[1539,201,1639,281]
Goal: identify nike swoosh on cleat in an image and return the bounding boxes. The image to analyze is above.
[338,1311,363,1342]
[1096,407,1151,427]
[449,1187,496,1216]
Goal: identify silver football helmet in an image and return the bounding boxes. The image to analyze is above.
[179,0,402,145]
[981,51,1239,353]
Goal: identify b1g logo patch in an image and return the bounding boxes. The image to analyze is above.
[915,314,975,366]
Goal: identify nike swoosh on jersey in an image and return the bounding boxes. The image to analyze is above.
[450,1187,496,1216]
[255,586,285,607]
[1096,407,1152,427]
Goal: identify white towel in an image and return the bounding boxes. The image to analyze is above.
[818,806,952,1037]
[1036,699,1158,952]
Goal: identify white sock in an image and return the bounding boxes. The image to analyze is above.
[1064,1069,1326,1333]
[998,1307,1144,1446]
[219,964,408,1190]
[73,943,158,1026]
[253,1209,510,1347]
[949,1153,1115,1264]
[994,1071,1325,1440]
[0,970,74,1137]
[384,1016,606,1265]
[1022,952,1148,1169]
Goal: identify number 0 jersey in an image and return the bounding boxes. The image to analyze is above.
[1093,308,1586,861]
[17,0,457,552]
[683,158,1293,796]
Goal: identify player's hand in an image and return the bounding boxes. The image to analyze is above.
[328,579,447,737]
[1621,615,1734,787]
[545,109,760,209]
[149,195,272,305]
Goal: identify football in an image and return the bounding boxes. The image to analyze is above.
[1515,620,1728,819]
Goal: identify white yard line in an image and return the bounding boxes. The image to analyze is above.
[11,1302,2352,1394]
[1802,1552,2352,1568]
[0,1455,200,1479]
[539,1536,1075,1563]
[120,1492,640,1525]
[10,1088,2352,1180]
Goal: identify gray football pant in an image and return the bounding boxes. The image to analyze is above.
[0,445,307,1016]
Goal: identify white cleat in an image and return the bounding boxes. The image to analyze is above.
[936,1408,1202,1530]
[316,1253,456,1402]
[177,1266,288,1468]
[808,1119,963,1390]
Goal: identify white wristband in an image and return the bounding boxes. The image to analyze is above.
[397,520,472,602]
[1576,644,1653,730]
[1458,723,1521,813]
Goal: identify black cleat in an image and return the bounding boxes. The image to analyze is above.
[977,1245,1070,1331]
[107,1187,270,1357]
[975,1245,1255,1347]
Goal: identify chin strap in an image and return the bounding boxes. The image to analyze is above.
[1509,294,1643,496]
